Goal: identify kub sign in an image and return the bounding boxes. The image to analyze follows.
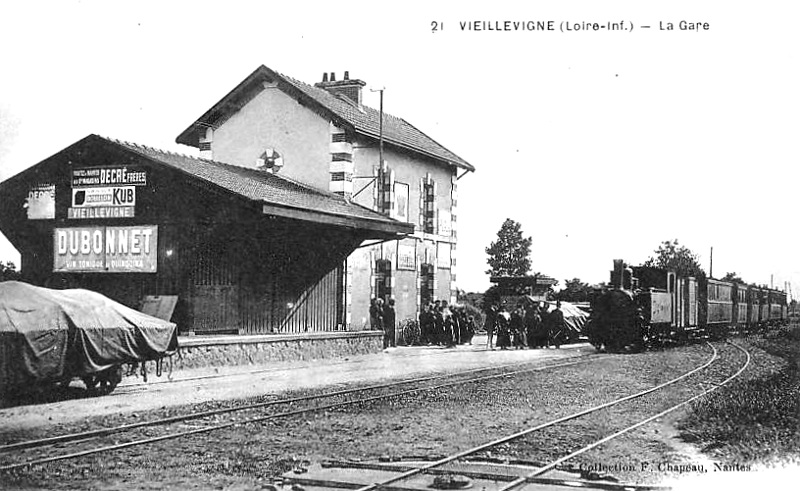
[68,186,136,219]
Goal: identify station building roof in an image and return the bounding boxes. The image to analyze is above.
[175,65,474,172]
[0,134,414,238]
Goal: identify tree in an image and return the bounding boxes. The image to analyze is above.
[555,278,592,302]
[485,218,532,277]
[642,239,705,278]
[721,272,745,283]
[0,261,21,282]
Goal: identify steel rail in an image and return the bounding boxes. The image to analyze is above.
[0,354,596,454]
[352,342,720,491]
[0,357,604,472]
[497,340,751,491]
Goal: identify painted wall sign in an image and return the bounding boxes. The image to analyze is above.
[72,186,136,207]
[397,244,416,271]
[68,207,135,219]
[26,183,56,220]
[72,167,147,187]
[68,185,136,219]
[53,225,158,273]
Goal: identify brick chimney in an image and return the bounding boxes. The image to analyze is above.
[315,71,366,105]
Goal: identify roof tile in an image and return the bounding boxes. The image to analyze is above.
[177,66,474,172]
[100,136,411,230]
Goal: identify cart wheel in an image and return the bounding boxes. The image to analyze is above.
[82,375,99,390]
[98,365,123,394]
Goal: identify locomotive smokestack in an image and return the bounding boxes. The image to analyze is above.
[611,259,625,289]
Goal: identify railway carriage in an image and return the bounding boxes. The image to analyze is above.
[767,289,788,326]
[759,288,770,327]
[748,286,763,330]
[733,283,748,332]
[700,277,735,338]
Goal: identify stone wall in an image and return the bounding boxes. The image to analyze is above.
[128,331,383,379]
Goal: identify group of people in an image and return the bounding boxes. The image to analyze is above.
[370,298,477,349]
[370,296,567,352]
[484,301,567,350]
[419,300,476,347]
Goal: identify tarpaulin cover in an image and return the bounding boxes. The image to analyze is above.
[1,281,177,392]
[522,296,589,335]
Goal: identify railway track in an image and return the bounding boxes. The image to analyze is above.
[290,341,748,491]
[0,353,608,473]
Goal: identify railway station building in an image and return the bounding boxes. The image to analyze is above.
[0,65,473,361]
[174,66,474,332]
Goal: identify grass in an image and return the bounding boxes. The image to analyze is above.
[679,322,800,464]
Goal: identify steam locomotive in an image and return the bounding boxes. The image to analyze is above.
[586,260,789,352]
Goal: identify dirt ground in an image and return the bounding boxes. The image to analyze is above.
[1,338,797,490]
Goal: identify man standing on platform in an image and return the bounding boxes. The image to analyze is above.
[549,301,565,349]
[484,304,497,350]
[383,298,396,348]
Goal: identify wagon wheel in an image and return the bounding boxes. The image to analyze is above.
[97,365,124,394]
[82,374,99,391]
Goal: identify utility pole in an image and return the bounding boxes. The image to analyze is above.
[709,246,713,278]
[378,88,384,172]
[370,87,385,212]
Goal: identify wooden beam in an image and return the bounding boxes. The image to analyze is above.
[261,202,413,237]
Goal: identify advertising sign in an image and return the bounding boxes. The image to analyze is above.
[397,244,416,270]
[72,167,147,187]
[72,186,136,207]
[26,183,56,220]
[69,186,136,219]
[68,207,135,219]
[53,225,158,273]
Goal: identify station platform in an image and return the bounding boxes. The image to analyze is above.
[0,336,595,432]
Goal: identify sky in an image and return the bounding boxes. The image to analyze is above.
[0,0,798,298]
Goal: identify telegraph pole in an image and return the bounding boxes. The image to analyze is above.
[709,246,713,278]
[370,87,385,212]
[378,88,384,172]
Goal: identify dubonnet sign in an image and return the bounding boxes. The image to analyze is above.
[53,225,158,273]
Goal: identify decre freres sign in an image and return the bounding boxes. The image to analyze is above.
[53,226,158,273]
[72,167,147,187]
